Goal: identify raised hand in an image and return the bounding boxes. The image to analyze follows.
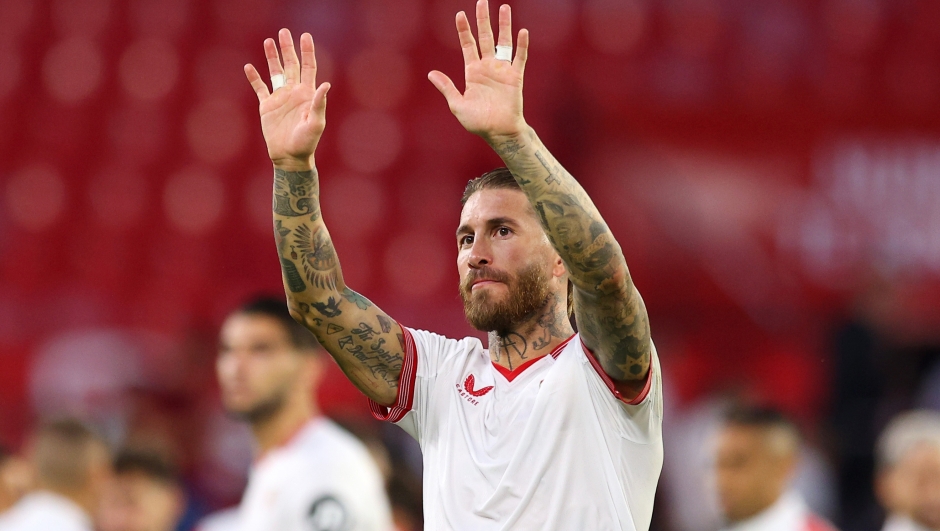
[428,0,529,141]
[245,29,331,170]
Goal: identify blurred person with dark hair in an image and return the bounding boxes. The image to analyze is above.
[97,449,184,531]
[0,418,111,531]
[243,0,661,528]
[215,297,392,531]
[0,447,32,515]
[875,411,940,531]
[715,406,837,531]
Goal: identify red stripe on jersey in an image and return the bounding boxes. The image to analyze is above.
[369,326,417,423]
[581,339,654,405]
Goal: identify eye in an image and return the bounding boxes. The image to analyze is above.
[496,226,512,237]
[459,234,474,246]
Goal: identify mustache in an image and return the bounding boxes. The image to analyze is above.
[461,267,512,293]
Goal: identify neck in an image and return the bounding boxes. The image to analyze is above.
[251,394,319,456]
[488,293,574,370]
[38,484,94,518]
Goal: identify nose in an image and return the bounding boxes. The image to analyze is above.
[467,235,491,269]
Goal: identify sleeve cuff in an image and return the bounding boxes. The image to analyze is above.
[581,339,654,405]
[368,326,418,422]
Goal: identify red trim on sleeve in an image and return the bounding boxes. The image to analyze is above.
[368,326,418,423]
[580,339,654,405]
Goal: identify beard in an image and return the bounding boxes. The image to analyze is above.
[224,389,287,425]
[460,262,551,334]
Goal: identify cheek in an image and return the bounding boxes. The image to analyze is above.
[216,356,234,381]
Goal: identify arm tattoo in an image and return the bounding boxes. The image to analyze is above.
[491,128,652,383]
[534,151,561,186]
[273,166,404,403]
[273,169,321,218]
[294,224,338,291]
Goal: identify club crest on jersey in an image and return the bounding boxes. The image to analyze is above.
[457,374,493,405]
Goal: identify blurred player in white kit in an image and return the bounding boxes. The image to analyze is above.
[213,297,392,531]
[714,407,837,531]
[244,0,663,528]
[876,411,940,531]
[0,419,111,531]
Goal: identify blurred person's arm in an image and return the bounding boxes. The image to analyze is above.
[245,30,404,407]
[428,1,651,397]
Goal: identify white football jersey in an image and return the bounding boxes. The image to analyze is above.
[720,492,837,531]
[238,418,393,531]
[0,491,93,531]
[195,507,239,531]
[370,328,664,531]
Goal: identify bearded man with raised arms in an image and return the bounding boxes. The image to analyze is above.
[244,1,663,529]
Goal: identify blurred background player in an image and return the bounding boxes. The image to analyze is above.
[715,406,837,531]
[0,418,111,531]
[0,447,31,516]
[215,297,393,531]
[875,411,940,531]
[97,448,185,531]
[194,507,240,531]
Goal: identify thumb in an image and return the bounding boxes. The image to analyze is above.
[428,71,461,110]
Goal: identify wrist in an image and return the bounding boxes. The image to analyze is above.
[483,122,530,147]
[272,155,315,173]
[486,124,532,162]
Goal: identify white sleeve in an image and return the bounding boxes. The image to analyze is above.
[368,326,472,443]
[580,338,663,442]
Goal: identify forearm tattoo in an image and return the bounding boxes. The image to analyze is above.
[492,131,652,381]
[273,168,404,399]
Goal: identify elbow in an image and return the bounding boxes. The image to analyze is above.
[285,300,308,326]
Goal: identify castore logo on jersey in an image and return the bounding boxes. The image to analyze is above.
[457,374,493,405]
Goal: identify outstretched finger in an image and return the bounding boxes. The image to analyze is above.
[456,11,479,65]
[264,38,284,80]
[278,29,300,84]
[475,0,495,58]
[310,82,331,117]
[299,33,317,88]
[496,4,512,47]
[428,70,462,111]
[244,63,270,102]
[513,29,529,74]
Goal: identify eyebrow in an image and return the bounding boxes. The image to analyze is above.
[456,217,519,238]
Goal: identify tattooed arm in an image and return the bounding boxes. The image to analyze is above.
[494,130,652,392]
[246,29,403,405]
[429,2,650,394]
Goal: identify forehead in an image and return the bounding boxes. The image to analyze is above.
[220,313,288,342]
[459,188,538,227]
[718,425,766,450]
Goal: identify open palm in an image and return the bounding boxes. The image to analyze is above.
[245,30,331,169]
[429,1,529,140]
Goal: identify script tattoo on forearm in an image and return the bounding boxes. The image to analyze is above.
[335,322,404,388]
[492,130,651,382]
